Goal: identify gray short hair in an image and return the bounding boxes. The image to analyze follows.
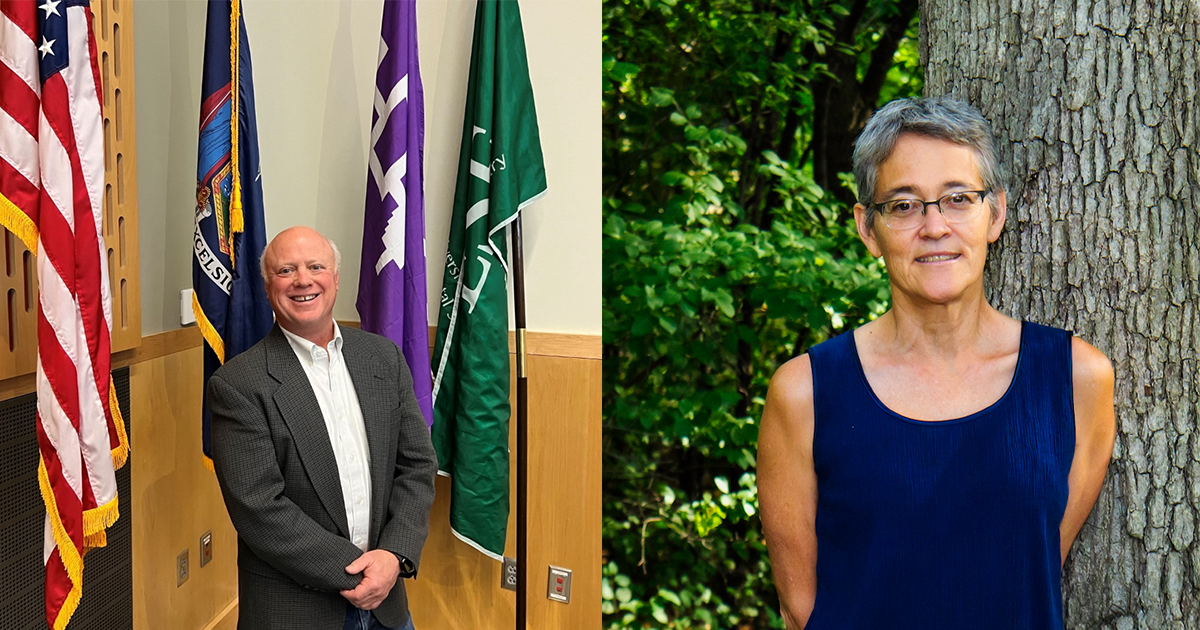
[852,96,1006,228]
[260,231,342,280]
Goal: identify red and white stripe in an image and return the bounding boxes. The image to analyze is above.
[0,2,126,629]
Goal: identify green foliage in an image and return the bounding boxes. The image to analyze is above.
[603,1,920,627]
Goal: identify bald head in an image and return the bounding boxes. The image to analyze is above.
[261,226,341,282]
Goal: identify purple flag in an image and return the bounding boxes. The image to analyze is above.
[357,0,433,426]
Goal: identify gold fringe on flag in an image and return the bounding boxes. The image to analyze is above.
[193,290,227,364]
[0,191,39,254]
[109,379,130,469]
[228,0,244,266]
[83,493,120,544]
[38,458,85,630]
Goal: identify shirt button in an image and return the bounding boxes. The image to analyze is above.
[356,496,364,505]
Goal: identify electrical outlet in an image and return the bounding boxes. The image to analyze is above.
[176,549,189,587]
[200,531,213,568]
[501,556,517,592]
[547,565,571,603]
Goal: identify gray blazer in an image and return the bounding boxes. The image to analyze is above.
[209,325,437,630]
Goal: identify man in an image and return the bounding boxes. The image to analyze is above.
[209,226,437,630]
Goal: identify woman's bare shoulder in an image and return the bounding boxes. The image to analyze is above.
[1070,336,1114,389]
[1069,336,1116,448]
[767,354,814,412]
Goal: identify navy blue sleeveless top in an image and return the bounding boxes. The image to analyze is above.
[804,322,1074,629]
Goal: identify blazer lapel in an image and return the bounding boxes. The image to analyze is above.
[265,327,352,539]
[341,330,395,542]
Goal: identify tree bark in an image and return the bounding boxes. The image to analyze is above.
[922,1,1200,628]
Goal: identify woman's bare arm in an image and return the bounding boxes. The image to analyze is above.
[758,355,819,629]
[1060,337,1117,564]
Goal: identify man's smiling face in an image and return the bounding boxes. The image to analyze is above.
[262,226,339,345]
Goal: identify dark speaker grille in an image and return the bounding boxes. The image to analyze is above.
[0,368,132,630]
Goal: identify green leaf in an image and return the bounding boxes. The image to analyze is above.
[714,291,736,318]
[685,104,702,119]
[714,476,729,493]
[648,86,675,107]
[694,502,726,536]
[661,171,687,186]
[608,61,640,81]
[701,174,724,192]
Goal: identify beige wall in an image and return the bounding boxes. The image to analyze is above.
[134,0,600,336]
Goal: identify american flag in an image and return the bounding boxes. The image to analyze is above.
[0,1,128,628]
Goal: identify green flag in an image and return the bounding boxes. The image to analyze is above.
[431,0,547,560]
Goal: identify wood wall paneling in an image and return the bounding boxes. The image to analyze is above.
[93,0,142,352]
[407,353,602,629]
[0,228,36,378]
[130,347,238,630]
[525,354,602,629]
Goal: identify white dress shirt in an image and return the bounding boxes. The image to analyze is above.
[280,323,373,552]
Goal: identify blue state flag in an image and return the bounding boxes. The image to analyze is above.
[193,0,274,470]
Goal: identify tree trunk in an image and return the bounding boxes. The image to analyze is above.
[922,1,1200,628]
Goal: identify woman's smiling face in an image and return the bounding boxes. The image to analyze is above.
[855,132,1007,306]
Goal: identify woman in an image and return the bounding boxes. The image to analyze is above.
[757,97,1116,629]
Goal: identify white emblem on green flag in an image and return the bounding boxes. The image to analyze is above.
[431,0,547,561]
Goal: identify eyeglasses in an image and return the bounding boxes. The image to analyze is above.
[870,190,990,230]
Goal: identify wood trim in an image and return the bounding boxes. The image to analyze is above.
[111,326,203,368]
[0,323,598,400]
[0,373,33,401]
[517,330,600,360]
[198,598,238,630]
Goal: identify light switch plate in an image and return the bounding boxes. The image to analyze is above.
[200,530,213,567]
[180,289,196,326]
[547,565,571,603]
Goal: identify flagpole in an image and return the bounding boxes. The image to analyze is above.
[511,215,530,630]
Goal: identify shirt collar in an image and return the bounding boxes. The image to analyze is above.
[280,322,343,364]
